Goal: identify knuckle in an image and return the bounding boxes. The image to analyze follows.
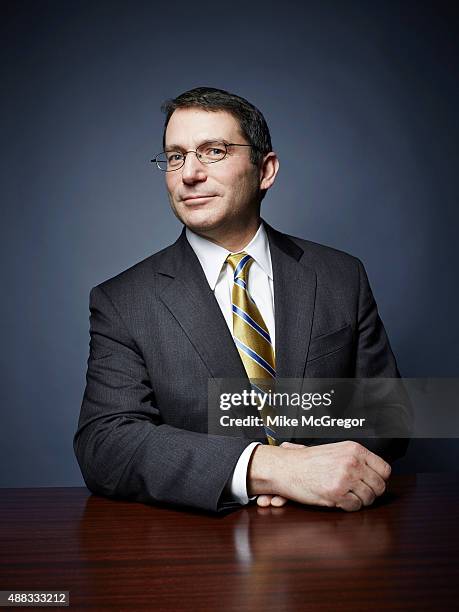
[346,440,363,454]
[337,471,351,490]
[343,455,360,471]
[350,455,361,468]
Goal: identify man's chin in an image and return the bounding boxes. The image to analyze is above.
[177,209,223,234]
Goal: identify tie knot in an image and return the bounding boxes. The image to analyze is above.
[226,252,253,280]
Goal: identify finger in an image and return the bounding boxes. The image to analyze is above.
[364,450,392,481]
[257,495,273,507]
[280,441,305,449]
[349,480,376,507]
[361,466,387,497]
[270,496,288,507]
[336,491,362,512]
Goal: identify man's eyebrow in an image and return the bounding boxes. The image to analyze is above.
[164,138,229,151]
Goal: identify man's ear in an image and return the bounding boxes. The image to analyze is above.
[259,152,280,191]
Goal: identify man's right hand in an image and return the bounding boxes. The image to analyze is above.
[248,440,391,511]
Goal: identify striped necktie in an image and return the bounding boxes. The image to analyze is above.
[226,252,278,445]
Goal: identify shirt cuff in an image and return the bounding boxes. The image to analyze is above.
[228,442,261,505]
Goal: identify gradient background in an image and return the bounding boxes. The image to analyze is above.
[1,0,458,487]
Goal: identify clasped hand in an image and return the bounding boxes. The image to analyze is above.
[253,441,391,511]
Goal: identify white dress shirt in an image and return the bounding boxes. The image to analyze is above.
[185,222,275,504]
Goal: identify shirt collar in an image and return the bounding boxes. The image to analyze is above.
[185,221,273,290]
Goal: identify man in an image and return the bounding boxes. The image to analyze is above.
[74,87,408,513]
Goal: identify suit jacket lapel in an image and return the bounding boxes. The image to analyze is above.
[265,224,317,441]
[265,223,317,379]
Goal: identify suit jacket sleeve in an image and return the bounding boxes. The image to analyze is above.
[353,259,411,461]
[74,285,251,513]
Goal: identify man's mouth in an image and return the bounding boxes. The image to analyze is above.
[182,195,216,202]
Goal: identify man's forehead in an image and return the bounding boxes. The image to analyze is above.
[165,108,243,146]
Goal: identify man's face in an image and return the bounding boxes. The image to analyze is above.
[164,108,261,236]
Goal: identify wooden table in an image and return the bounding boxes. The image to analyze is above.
[1,474,458,610]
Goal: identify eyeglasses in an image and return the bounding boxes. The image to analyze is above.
[151,140,254,172]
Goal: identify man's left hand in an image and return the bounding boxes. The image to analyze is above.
[256,442,305,506]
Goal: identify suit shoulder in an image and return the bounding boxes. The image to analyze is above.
[285,233,362,272]
[280,233,370,304]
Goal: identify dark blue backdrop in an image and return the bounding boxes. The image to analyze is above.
[1,0,458,487]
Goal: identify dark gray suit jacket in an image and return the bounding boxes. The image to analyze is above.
[74,222,408,512]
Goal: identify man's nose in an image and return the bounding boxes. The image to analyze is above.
[181,152,207,184]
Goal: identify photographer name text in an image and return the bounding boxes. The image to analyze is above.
[220,415,366,429]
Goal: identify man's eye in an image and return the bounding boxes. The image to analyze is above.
[168,154,183,162]
[205,147,224,156]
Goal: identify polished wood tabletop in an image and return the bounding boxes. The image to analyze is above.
[1,473,458,611]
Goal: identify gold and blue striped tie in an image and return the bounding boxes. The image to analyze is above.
[226,252,278,445]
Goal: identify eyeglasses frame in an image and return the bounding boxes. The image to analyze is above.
[150,141,256,172]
